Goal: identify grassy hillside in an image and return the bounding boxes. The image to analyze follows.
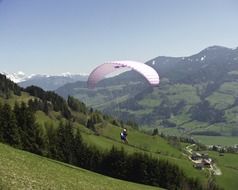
[34,108,238,190]
[212,152,238,190]
[0,143,162,190]
[0,92,36,106]
[200,151,238,190]
[34,107,208,184]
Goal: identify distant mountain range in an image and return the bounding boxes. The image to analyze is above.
[56,45,238,136]
[1,71,88,91]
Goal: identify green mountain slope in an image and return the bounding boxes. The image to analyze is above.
[56,46,238,138]
[208,151,238,190]
[0,143,162,190]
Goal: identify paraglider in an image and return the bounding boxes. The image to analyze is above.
[87,60,160,88]
[87,60,160,144]
[120,128,128,143]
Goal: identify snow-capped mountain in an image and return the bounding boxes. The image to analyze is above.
[1,71,27,83]
[1,71,88,91]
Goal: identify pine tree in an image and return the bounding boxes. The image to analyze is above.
[44,122,57,158]
[0,103,21,146]
[55,121,75,163]
[152,128,159,136]
[73,128,83,164]
[14,102,43,154]
[86,118,95,131]
[0,103,3,142]
[43,100,49,114]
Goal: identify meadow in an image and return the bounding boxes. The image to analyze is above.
[0,143,162,190]
[194,135,238,146]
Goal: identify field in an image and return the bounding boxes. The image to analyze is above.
[0,143,162,190]
[81,123,207,182]
[0,92,36,107]
[194,135,238,146]
[208,151,238,190]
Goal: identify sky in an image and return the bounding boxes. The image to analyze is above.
[0,0,238,75]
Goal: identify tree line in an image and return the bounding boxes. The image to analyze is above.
[24,85,71,118]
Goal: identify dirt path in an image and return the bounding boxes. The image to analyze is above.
[185,144,196,154]
[210,164,222,175]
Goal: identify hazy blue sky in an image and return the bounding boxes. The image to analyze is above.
[0,0,238,75]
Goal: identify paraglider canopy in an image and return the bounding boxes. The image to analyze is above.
[87,60,160,88]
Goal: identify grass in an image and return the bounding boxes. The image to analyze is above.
[83,123,207,182]
[206,92,235,110]
[225,106,238,123]
[219,82,238,97]
[208,151,238,190]
[0,92,36,107]
[194,136,238,146]
[166,84,200,105]
[92,123,238,188]
[35,111,59,126]
[97,124,182,157]
[0,143,162,190]
[205,82,238,110]
[126,108,154,115]
[138,98,161,108]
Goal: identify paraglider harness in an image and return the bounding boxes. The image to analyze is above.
[120,129,128,143]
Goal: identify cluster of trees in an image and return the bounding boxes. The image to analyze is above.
[200,82,222,99]
[119,99,143,111]
[0,74,21,98]
[0,102,43,154]
[24,86,71,118]
[86,111,103,132]
[67,96,87,113]
[210,145,238,154]
[191,131,222,136]
[161,120,177,128]
[116,91,186,124]
[190,100,225,123]
[28,98,50,114]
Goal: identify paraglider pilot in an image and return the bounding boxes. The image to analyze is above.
[120,128,128,143]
